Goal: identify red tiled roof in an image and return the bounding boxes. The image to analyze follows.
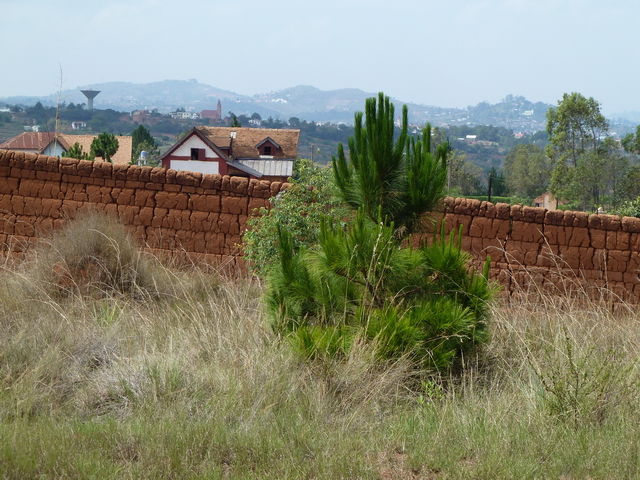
[0,132,59,151]
[196,127,299,159]
[0,132,132,165]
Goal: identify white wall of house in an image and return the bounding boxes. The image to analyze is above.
[41,140,67,157]
[170,159,219,175]
[173,136,220,159]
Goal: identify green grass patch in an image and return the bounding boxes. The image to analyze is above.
[2,215,640,478]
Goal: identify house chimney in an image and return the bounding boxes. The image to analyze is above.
[229,131,236,156]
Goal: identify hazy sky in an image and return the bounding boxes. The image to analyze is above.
[1,0,638,115]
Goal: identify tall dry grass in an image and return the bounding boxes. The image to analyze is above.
[1,213,640,478]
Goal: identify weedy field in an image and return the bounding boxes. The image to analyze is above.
[2,214,640,479]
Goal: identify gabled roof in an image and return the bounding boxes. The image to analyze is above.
[196,126,299,159]
[255,136,281,149]
[159,127,266,178]
[159,127,231,162]
[0,132,59,151]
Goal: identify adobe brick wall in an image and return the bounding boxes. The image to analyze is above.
[1,149,639,299]
[0,150,287,270]
[431,197,640,301]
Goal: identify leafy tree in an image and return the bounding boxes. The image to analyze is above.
[551,138,628,210]
[63,142,94,161]
[546,93,608,168]
[622,125,640,155]
[250,112,262,121]
[90,132,119,163]
[265,93,494,372]
[546,93,626,210]
[288,117,301,128]
[570,139,628,209]
[616,165,640,203]
[488,167,507,197]
[503,144,552,198]
[447,150,483,196]
[131,125,159,162]
[244,159,349,276]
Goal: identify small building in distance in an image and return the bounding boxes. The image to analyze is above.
[533,192,558,210]
[160,126,299,182]
[201,100,223,122]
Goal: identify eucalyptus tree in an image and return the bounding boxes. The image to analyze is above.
[622,125,640,155]
[545,93,627,209]
[546,92,609,168]
[503,144,552,198]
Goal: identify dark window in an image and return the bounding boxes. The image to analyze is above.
[190,148,199,160]
[264,146,272,155]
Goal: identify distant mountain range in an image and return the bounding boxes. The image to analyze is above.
[1,80,638,129]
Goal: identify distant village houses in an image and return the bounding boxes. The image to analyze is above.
[0,132,132,165]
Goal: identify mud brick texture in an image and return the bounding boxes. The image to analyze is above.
[412,197,640,302]
[0,150,285,272]
[2,150,640,299]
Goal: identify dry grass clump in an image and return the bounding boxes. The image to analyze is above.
[22,211,162,299]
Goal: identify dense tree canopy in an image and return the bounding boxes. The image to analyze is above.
[546,93,608,168]
[131,125,159,163]
[622,125,640,155]
[447,151,483,197]
[503,144,552,199]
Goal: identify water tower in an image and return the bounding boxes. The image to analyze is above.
[80,89,101,111]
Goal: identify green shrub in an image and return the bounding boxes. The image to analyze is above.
[243,158,349,276]
[533,326,636,427]
[265,93,495,372]
[267,214,494,371]
[613,197,640,218]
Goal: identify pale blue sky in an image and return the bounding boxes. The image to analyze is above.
[1,0,638,115]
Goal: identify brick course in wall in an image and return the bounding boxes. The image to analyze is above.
[0,149,287,270]
[432,196,640,301]
[1,149,640,299]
